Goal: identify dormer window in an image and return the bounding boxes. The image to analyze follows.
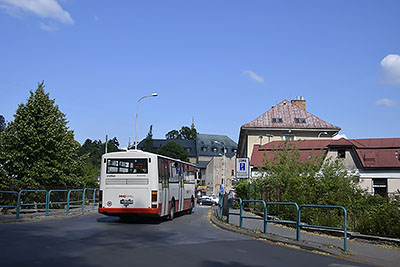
[272,118,283,123]
[295,118,306,123]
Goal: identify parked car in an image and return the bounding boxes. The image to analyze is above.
[210,194,219,205]
[197,196,216,206]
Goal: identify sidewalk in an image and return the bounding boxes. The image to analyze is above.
[211,208,400,267]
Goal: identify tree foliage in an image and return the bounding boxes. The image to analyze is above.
[0,82,86,190]
[78,137,119,187]
[165,124,197,140]
[158,142,189,162]
[142,125,154,152]
[0,115,6,132]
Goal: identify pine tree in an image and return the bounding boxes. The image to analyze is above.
[0,82,85,190]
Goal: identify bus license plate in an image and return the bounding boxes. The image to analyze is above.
[120,199,134,205]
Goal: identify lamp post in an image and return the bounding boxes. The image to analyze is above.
[214,141,226,193]
[135,93,158,150]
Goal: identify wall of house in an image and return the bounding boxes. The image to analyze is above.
[205,156,236,195]
[388,178,400,194]
[325,149,358,170]
[246,130,333,159]
[359,178,373,194]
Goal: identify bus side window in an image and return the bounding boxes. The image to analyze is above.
[158,157,162,183]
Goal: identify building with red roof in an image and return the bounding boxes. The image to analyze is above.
[250,138,400,196]
[237,97,341,159]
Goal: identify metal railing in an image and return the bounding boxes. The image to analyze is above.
[0,188,99,220]
[221,197,348,251]
[266,202,299,240]
[298,204,348,251]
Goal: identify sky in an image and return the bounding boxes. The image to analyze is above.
[0,0,399,148]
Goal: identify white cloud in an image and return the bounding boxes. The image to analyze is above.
[0,0,74,24]
[380,54,400,85]
[242,70,264,83]
[40,21,57,32]
[375,98,397,107]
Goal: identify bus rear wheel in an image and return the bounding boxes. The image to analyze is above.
[169,202,175,220]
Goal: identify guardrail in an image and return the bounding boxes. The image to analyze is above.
[0,188,99,220]
[222,197,348,251]
[266,202,299,240]
[298,204,348,251]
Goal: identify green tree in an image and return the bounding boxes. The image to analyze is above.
[0,82,85,190]
[166,129,181,140]
[158,142,189,162]
[143,125,154,152]
[165,124,198,140]
[0,115,6,132]
[78,137,119,186]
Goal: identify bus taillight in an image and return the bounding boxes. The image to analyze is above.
[99,190,103,208]
[151,190,157,202]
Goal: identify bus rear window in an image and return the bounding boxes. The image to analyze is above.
[107,159,148,174]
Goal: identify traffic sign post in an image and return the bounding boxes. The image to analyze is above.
[236,158,249,179]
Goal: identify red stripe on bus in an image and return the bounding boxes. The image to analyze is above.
[98,208,158,215]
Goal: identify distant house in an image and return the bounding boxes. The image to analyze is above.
[238,97,341,159]
[250,138,400,196]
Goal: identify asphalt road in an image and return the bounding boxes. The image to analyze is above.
[0,206,369,267]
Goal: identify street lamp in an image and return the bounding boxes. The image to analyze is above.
[214,141,226,193]
[134,93,158,150]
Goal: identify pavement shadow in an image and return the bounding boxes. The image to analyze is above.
[201,261,264,267]
[96,215,162,225]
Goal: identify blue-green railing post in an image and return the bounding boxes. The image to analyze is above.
[92,188,97,211]
[263,204,267,234]
[226,197,230,223]
[82,188,87,213]
[344,208,348,251]
[239,200,243,228]
[66,190,71,214]
[16,191,22,219]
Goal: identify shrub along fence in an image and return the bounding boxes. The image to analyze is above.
[0,188,99,219]
[235,179,400,239]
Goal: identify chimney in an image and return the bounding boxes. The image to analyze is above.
[291,96,306,111]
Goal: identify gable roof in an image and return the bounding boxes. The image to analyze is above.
[241,100,340,130]
[250,138,400,169]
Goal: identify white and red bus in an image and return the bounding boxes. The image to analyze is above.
[98,149,196,220]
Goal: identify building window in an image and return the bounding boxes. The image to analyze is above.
[373,178,387,197]
[202,147,207,152]
[272,118,283,123]
[338,150,345,158]
[284,135,294,141]
[231,169,234,176]
[295,118,306,123]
